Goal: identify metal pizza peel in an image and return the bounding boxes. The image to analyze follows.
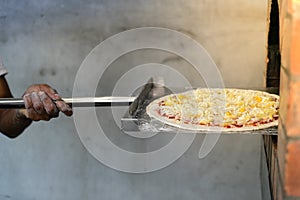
[0,77,278,135]
[120,79,279,135]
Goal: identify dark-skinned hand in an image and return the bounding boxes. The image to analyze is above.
[20,84,72,121]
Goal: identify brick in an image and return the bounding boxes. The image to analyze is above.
[290,17,300,76]
[285,139,300,196]
[280,0,288,42]
[272,140,278,175]
[276,162,284,200]
[288,0,300,15]
[271,145,276,184]
[285,81,300,137]
[273,120,287,200]
[286,0,300,15]
[268,138,274,170]
[279,67,289,125]
[280,69,300,137]
[279,0,282,11]
[271,143,279,199]
[287,0,294,15]
[280,15,292,69]
[277,120,287,187]
[263,135,272,170]
[273,158,279,199]
[281,0,300,76]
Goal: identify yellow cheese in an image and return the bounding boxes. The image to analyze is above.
[158,89,279,127]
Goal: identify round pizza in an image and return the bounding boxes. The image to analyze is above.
[146,88,280,132]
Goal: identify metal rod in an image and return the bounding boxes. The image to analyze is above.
[0,97,136,108]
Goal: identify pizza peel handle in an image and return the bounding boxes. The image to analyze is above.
[0,97,136,108]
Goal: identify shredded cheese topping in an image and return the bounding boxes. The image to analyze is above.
[157,89,279,128]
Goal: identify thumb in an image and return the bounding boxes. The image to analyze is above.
[18,109,29,118]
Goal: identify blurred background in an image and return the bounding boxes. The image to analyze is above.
[0,0,267,199]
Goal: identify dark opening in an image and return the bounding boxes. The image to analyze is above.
[263,1,281,200]
[266,0,281,88]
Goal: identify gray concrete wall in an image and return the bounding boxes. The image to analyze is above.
[0,0,267,200]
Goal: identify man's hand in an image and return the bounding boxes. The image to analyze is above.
[21,84,72,121]
[0,76,72,138]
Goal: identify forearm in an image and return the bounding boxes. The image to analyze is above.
[0,75,32,138]
[0,109,32,138]
[0,76,72,138]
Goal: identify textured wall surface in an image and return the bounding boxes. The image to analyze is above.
[0,0,267,199]
[277,0,300,198]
